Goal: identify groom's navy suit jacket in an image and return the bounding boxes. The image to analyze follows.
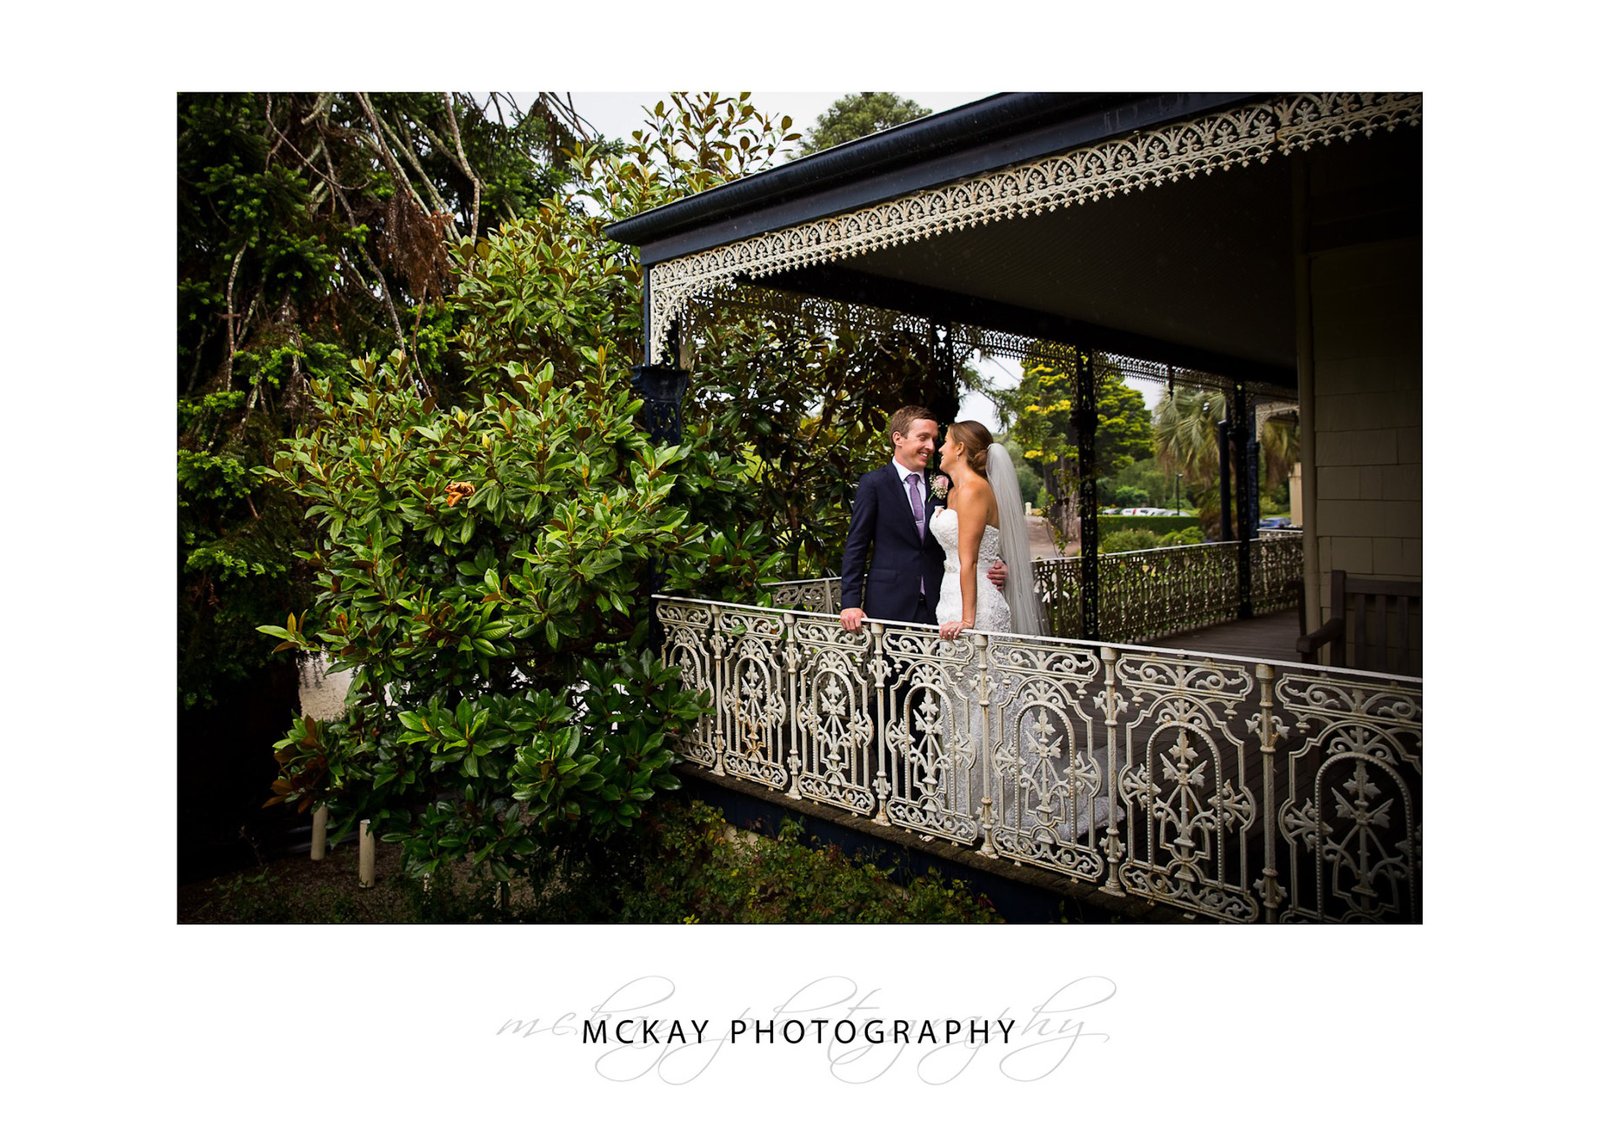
[840,463,945,624]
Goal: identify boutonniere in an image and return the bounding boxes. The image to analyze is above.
[929,474,950,501]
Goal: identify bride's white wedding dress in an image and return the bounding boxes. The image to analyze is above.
[928,505,1120,849]
[928,506,1006,833]
[930,508,1009,633]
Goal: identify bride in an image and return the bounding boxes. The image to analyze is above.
[928,422,1057,846]
[929,422,1117,851]
[931,421,1043,640]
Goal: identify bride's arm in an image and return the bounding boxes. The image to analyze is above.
[940,484,984,639]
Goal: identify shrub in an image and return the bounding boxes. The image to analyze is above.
[260,353,780,880]
[1157,526,1206,547]
[1099,528,1161,553]
[1097,514,1200,540]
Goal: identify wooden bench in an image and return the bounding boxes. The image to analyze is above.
[1296,570,1421,675]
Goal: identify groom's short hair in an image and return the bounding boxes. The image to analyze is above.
[888,405,936,443]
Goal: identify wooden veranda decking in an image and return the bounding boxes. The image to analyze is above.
[1147,609,1303,663]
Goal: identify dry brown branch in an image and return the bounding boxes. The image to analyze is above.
[354,93,458,241]
[321,157,408,352]
[533,92,594,146]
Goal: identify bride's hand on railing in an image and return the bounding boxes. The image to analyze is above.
[939,618,973,640]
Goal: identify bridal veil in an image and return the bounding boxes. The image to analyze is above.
[985,444,1045,636]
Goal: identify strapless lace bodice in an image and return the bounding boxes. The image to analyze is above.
[929,507,1010,632]
[930,507,1002,571]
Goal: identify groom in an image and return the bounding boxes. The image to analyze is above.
[839,406,1004,632]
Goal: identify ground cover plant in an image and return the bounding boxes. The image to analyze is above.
[180,797,1003,924]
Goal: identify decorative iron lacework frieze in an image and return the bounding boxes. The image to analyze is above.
[646,93,1422,363]
[681,287,1246,391]
[683,287,1058,367]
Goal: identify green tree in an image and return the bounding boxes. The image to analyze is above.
[251,91,1009,875]
[1100,527,1161,554]
[683,317,978,577]
[799,92,931,154]
[1157,526,1206,548]
[1153,386,1226,535]
[996,355,1154,542]
[1153,387,1222,479]
[1100,457,1187,511]
[1259,413,1300,505]
[255,94,809,875]
[179,92,573,710]
[999,437,1043,508]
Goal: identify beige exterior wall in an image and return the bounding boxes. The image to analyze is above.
[1307,235,1422,666]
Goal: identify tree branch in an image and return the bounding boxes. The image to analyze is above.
[354,93,457,239]
[323,156,407,352]
[224,244,246,390]
[441,93,482,241]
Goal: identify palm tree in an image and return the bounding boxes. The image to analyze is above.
[1154,385,1299,534]
[1259,413,1300,489]
[1155,387,1301,483]
[1154,387,1223,486]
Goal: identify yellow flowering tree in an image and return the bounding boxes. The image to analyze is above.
[997,356,1153,542]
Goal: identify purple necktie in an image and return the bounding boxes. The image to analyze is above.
[907,473,925,538]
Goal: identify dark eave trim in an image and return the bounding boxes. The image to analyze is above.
[605,92,1259,263]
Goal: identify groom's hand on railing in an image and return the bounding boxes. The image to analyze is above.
[989,560,1008,589]
[841,607,866,632]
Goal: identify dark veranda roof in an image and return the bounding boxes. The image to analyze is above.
[607,92,1421,390]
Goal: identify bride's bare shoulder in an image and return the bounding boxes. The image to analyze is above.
[950,479,985,508]
[957,476,999,524]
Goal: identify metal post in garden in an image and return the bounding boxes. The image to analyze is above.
[1218,417,1233,542]
[358,819,375,888]
[1232,382,1255,620]
[631,352,690,651]
[311,804,328,861]
[1074,347,1101,640]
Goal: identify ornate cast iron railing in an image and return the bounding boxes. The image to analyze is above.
[770,535,1303,644]
[656,594,1421,924]
[766,577,842,614]
[1252,532,1303,615]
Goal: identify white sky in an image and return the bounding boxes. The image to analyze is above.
[565,91,983,146]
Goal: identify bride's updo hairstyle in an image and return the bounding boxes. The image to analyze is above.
[948,420,994,477]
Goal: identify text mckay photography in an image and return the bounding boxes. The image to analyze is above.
[495,974,1115,1085]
